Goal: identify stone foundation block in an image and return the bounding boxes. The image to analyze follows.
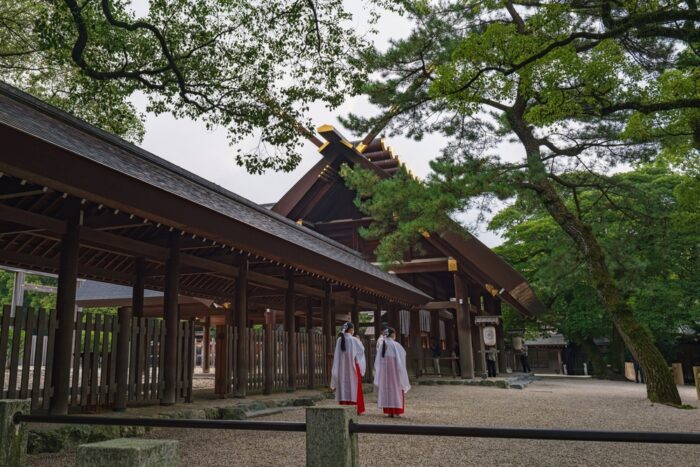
[76,438,178,467]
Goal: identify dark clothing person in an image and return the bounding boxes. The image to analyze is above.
[632,357,644,384]
[519,347,531,373]
[431,340,441,376]
[485,347,498,377]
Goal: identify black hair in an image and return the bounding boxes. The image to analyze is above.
[339,322,354,352]
[381,327,396,358]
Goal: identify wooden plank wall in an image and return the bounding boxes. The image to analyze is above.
[296,332,309,388]
[1,307,195,412]
[248,328,264,392]
[272,330,288,392]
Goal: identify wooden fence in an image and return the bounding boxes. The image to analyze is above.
[1,306,194,412]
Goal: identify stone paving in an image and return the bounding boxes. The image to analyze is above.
[28,378,700,466]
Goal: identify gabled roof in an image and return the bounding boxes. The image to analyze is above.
[274,125,546,316]
[0,82,430,305]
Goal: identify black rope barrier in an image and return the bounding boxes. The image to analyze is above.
[13,413,306,432]
[349,422,700,444]
[14,413,700,445]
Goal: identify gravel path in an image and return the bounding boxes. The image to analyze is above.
[28,378,700,466]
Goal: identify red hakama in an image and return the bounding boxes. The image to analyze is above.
[339,362,365,415]
[382,391,404,415]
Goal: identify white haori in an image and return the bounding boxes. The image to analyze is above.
[330,333,366,403]
[374,337,411,409]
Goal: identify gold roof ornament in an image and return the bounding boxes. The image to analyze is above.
[447,258,458,272]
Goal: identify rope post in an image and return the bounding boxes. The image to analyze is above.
[306,407,357,467]
[694,366,700,401]
[1,399,29,467]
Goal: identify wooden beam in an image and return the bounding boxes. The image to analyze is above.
[376,257,453,275]
[234,255,249,397]
[161,232,180,405]
[132,258,145,318]
[285,269,296,392]
[48,199,80,415]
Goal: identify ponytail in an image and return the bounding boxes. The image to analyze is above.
[339,322,354,352]
[381,327,395,358]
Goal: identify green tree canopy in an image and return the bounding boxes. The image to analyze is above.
[340,0,699,404]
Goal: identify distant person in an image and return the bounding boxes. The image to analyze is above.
[486,346,498,377]
[374,327,411,417]
[454,341,461,376]
[431,338,442,376]
[632,357,644,384]
[331,322,366,415]
[519,345,532,373]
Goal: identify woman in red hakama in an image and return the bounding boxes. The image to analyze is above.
[330,322,366,415]
[374,327,411,417]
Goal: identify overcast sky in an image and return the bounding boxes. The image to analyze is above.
[131,2,510,247]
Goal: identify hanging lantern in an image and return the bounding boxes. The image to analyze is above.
[512,336,523,351]
[483,326,496,346]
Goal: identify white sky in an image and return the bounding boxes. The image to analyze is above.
[130,2,512,246]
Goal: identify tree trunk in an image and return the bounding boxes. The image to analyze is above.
[508,108,681,405]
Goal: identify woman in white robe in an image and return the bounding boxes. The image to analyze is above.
[330,322,366,414]
[374,327,411,417]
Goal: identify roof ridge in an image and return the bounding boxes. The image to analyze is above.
[0,81,366,259]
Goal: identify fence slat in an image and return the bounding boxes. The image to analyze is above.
[152,320,161,399]
[90,314,102,406]
[42,311,57,409]
[128,317,138,400]
[70,312,84,406]
[31,309,48,410]
[136,317,145,400]
[187,319,194,402]
[144,319,153,400]
[19,308,36,399]
[158,320,166,398]
[80,313,93,407]
[99,315,111,406]
[7,307,25,399]
[108,315,119,405]
[0,305,13,398]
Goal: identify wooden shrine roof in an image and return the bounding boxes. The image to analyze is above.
[0,82,430,306]
[274,125,546,316]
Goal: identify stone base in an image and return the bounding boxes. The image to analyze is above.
[0,399,29,467]
[306,406,357,467]
[76,438,178,467]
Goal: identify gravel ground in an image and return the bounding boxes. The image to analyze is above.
[28,378,700,466]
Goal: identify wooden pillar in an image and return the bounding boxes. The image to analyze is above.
[161,232,180,406]
[388,304,400,333]
[234,256,249,397]
[285,269,297,392]
[323,283,334,383]
[495,300,507,373]
[113,306,132,411]
[214,324,228,396]
[132,257,145,318]
[203,317,211,373]
[445,311,455,357]
[409,309,422,377]
[49,201,80,415]
[307,300,316,389]
[263,310,274,395]
[468,285,484,376]
[351,292,360,330]
[374,303,382,338]
[454,274,475,379]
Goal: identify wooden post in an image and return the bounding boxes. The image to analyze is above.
[214,325,227,396]
[234,256,249,398]
[203,317,211,373]
[388,305,400,334]
[307,300,316,389]
[693,366,700,400]
[374,304,382,339]
[468,285,485,376]
[286,269,297,392]
[351,292,360,331]
[49,200,80,415]
[495,299,507,373]
[113,306,132,411]
[323,283,334,383]
[409,308,422,377]
[445,311,455,364]
[263,310,274,395]
[132,258,145,318]
[161,232,180,406]
[454,274,475,379]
